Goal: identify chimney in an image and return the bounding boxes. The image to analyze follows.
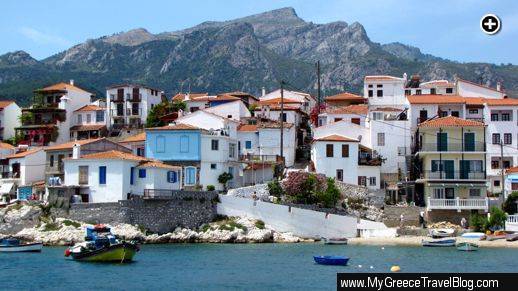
[72,143,81,159]
[261,87,266,97]
[70,79,74,86]
[497,82,502,92]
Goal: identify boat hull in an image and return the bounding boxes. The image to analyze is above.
[505,233,518,241]
[313,256,349,266]
[422,239,456,247]
[324,238,348,245]
[456,242,478,251]
[70,243,138,262]
[0,243,43,252]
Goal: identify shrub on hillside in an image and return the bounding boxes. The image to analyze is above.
[282,171,326,204]
[503,192,518,214]
[267,180,284,197]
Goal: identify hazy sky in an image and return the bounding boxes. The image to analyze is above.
[1,0,517,64]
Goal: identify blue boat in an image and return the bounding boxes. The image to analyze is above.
[422,238,456,247]
[313,255,349,266]
[0,238,42,252]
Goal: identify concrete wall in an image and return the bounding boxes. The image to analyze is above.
[217,195,358,238]
[383,205,423,227]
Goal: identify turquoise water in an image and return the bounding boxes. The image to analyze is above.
[1,243,517,290]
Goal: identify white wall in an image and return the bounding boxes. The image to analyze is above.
[177,111,238,139]
[204,101,251,121]
[318,112,366,127]
[369,119,411,175]
[364,78,407,107]
[10,150,46,186]
[358,165,381,190]
[258,127,296,167]
[457,80,504,99]
[311,141,359,185]
[237,131,259,155]
[218,195,358,238]
[313,120,371,148]
[1,103,21,140]
[106,85,162,128]
[199,134,239,190]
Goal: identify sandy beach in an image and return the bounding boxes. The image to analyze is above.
[348,236,518,248]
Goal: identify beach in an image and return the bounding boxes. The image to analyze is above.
[349,235,518,248]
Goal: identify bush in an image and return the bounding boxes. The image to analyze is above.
[43,222,61,232]
[206,185,216,191]
[267,180,284,197]
[62,219,81,228]
[486,206,507,231]
[316,178,341,208]
[503,192,518,214]
[254,220,265,229]
[469,213,486,232]
[282,172,326,204]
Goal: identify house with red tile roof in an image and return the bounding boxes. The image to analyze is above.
[70,104,107,140]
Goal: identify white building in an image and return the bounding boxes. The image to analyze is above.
[0,147,46,200]
[172,93,210,113]
[260,89,315,115]
[119,132,146,157]
[70,104,107,140]
[175,110,239,139]
[317,104,368,127]
[203,100,251,122]
[106,84,163,130]
[0,101,21,140]
[63,150,181,203]
[364,75,407,109]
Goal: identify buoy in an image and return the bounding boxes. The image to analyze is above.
[381,247,385,250]
[358,265,362,268]
[370,266,374,269]
[390,265,401,272]
[64,249,71,257]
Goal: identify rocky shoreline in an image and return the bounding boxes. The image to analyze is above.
[1,205,313,246]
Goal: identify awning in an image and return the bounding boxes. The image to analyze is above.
[0,183,14,195]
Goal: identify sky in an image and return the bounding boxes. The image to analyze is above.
[1,0,517,64]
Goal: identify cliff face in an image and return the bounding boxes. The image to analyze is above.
[1,7,517,105]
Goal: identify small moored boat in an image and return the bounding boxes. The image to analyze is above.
[324,237,348,245]
[505,233,518,242]
[461,232,485,239]
[0,238,42,252]
[456,242,479,251]
[429,228,455,238]
[422,238,456,247]
[313,255,349,266]
[65,224,139,262]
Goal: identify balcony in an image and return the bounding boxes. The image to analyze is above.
[427,197,488,211]
[239,154,283,163]
[111,109,125,117]
[418,142,485,152]
[111,94,125,103]
[422,170,485,180]
[127,93,142,102]
[466,117,484,123]
[127,108,142,116]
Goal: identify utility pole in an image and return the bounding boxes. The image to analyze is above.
[316,61,321,114]
[280,80,285,164]
[500,139,505,201]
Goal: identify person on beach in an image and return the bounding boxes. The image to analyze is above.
[399,214,404,228]
[419,211,425,228]
[461,217,467,229]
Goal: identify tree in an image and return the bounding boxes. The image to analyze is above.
[267,180,284,198]
[316,178,341,208]
[486,206,507,231]
[503,192,518,214]
[218,172,233,191]
[146,100,187,128]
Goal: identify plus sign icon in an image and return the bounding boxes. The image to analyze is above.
[480,14,501,35]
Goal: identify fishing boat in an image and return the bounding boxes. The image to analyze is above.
[323,237,348,245]
[481,231,507,241]
[505,233,518,242]
[313,255,349,266]
[456,242,479,251]
[64,224,139,262]
[429,228,455,238]
[422,238,456,247]
[0,238,42,252]
[460,232,485,239]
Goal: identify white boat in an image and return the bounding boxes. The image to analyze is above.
[461,232,485,239]
[422,238,456,247]
[0,238,43,252]
[429,228,455,238]
[324,237,348,245]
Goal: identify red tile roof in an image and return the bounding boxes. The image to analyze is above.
[325,92,365,101]
[45,138,103,151]
[120,132,145,143]
[313,134,359,142]
[507,167,518,174]
[0,142,15,150]
[259,97,302,105]
[365,75,402,81]
[0,101,15,109]
[138,161,181,170]
[209,94,241,102]
[325,104,368,115]
[74,150,147,161]
[485,98,518,106]
[37,82,91,94]
[146,123,200,131]
[6,147,43,159]
[237,124,258,132]
[418,116,485,128]
[74,105,105,112]
[407,95,467,104]
[172,93,208,101]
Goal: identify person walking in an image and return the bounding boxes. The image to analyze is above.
[399,214,405,228]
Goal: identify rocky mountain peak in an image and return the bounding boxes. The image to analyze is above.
[0,50,38,67]
[101,28,157,46]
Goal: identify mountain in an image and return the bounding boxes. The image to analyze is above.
[1,7,517,105]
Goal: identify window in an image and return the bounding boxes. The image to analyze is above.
[504,133,512,145]
[229,143,236,158]
[228,167,234,178]
[156,135,165,153]
[326,144,334,157]
[376,84,383,88]
[404,89,411,95]
[369,177,376,186]
[211,163,217,170]
[190,107,199,113]
[227,115,232,119]
[211,139,219,151]
[368,90,373,97]
[96,111,104,122]
[492,133,501,144]
[136,147,144,157]
[430,88,436,95]
[334,118,343,122]
[491,160,499,169]
[502,113,511,121]
[491,113,499,121]
[368,84,373,88]
[468,109,479,114]
[416,89,422,95]
[358,176,367,186]
[494,180,500,187]
[372,112,383,120]
[99,166,106,185]
[180,135,189,153]
[351,118,360,125]
[451,111,459,117]
[281,113,287,122]
[77,114,82,124]
[469,188,481,197]
[377,133,385,146]
[446,88,453,94]
[78,166,88,185]
[86,114,91,123]
[49,155,54,168]
[167,171,177,183]
[503,160,511,169]
[433,188,445,199]
[185,167,196,185]
[138,169,146,178]
[376,90,383,97]
[336,169,343,181]
[342,144,349,157]
[245,141,252,149]
[130,167,134,185]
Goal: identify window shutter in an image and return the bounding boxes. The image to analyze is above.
[99,166,106,184]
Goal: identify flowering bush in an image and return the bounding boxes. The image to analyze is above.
[282,171,327,204]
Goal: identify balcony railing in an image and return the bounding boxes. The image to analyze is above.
[111,109,125,117]
[427,197,488,211]
[418,142,485,152]
[127,108,142,116]
[127,93,142,102]
[422,170,485,180]
[466,117,484,123]
[239,154,283,163]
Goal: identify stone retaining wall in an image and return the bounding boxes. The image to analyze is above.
[53,191,218,233]
[383,205,424,227]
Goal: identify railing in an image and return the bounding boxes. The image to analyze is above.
[427,197,488,210]
[418,142,485,152]
[127,93,142,102]
[111,94,125,102]
[239,154,283,163]
[466,117,484,123]
[358,155,383,166]
[111,109,125,117]
[422,170,485,180]
[127,108,142,116]
[507,215,518,224]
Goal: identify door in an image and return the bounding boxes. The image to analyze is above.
[451,111,460,117]
[336,169,343,181]
[444,160,454,179]
[445,188,455,199]
[460,160,470,179]
[419,110,428,122]
[464,132,475,151]
[437,132,448,151]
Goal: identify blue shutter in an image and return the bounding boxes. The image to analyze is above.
[245,141,252,149]
[139,169,146,178]
[99,166,106,184]
[167,171,178,183]
[130,167,135,185]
